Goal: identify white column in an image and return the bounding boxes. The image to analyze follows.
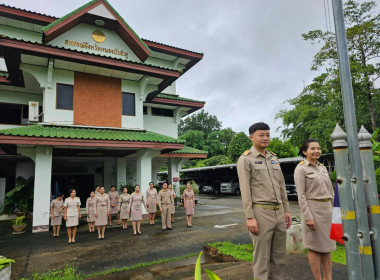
[168,158,189,196]
[32,146,52,233]
[151,162,163,184]
[103,158,113,191]
[136,149,160,214]
[117,157,127,187]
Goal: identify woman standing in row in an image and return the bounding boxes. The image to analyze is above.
[168,183,176,223]
[129,185,146,235]
[119,187,130,230]
[86,191,96,233]
[108,185,119,226]
[146,182,158,225]
[50,193,64,237]
[183,182,195,227]
[294,139,335,280]
[64,189,81,243]
[94,186,110,240]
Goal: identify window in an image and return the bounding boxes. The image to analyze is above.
[0,103,41,125]
[143,106,148,115]
[122,92,135,116]
[56,84,73,110]
[151,107,173,117]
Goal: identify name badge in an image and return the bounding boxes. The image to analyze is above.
[307,172,314,175]
[255,161,262,164]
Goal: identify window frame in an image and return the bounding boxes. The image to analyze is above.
[56,83,74,111]
[121,92,136,116]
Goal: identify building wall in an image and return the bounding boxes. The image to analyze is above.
[74,72,122,127]
[143,114,178,138]
[121,80,143,129]
[49,23,141,63]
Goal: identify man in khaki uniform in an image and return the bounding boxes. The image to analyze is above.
[237,122,292,280]
[158,182,174,230]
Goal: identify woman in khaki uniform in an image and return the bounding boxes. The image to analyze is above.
[129,185,146,235]
[168,183,176,223]
[108,185,119,226]
[118,187,131,230]
[95,185,100,196]
[50,193,64,237]
[183,182,195,227]
[86,191,96,232]
[94,186,110,240]
[63,189,81,244]
[146,182,158,225]
[294,139,335,280]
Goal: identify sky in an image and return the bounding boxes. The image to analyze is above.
[2,0,374,137]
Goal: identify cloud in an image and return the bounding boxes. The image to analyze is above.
[2,0,376,138]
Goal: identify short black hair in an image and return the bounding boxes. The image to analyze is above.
[249,122,270,135]
[299,139,319,157]
[69,188,76,195]
[110,185,116,189]
[56,193,64,198]
[149,181,154,185]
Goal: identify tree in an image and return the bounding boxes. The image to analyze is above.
[277,0,380,150]
[178,130,205,150]
[204,132,225,157]
[267,138,298,159]
[227,132,252,162]
[178,109,222,137]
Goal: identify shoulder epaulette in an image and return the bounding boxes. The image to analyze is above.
[319,162,324,166]
[243,150,250,156]
[269,151,276,156]
[299,161,305,165]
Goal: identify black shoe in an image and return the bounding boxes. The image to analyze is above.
[138,232,142,235]
[167,228,173,230]
[162,228,167,231]
[172,221,175,223]
[133,233,137,236]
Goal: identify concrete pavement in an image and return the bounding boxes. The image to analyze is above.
[0,195,346,279]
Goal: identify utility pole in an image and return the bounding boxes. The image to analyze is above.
[331,0,375,279]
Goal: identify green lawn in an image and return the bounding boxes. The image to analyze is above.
[208,241,253,262]
[20,253,197,280]
[208,241,347,265]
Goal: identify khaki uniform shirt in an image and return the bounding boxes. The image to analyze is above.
[146,188,158,203]
[94,193,110,214]
[51,199,63,217]
[63,197,81,216]
[294,159,334,220]
[237,146,290,219]
[158,189,174,208]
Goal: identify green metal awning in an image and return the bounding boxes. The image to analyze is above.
[169,146,207,154]
[0,124,183,144]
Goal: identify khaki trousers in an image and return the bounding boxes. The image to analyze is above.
[161,204,172,229]
[250,206,286,280]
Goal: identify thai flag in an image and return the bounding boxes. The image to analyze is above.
[330,183,344,245]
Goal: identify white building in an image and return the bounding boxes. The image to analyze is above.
[0,0,207,232]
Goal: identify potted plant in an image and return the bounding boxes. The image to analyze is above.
[0,256,14,280]
[11,215,26,234]
[3,176,34,218]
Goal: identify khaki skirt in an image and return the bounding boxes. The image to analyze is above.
[130,204,142,221]
[120,203,129,220]
[66,215,79,227]
[51,215,62,226]
[95,206,108,226]
[185,199,194,216]
[87,207,95,222]
[302,200,336,253]
[147,199,157,214]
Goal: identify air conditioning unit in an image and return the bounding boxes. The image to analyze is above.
[28,101,39,122]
